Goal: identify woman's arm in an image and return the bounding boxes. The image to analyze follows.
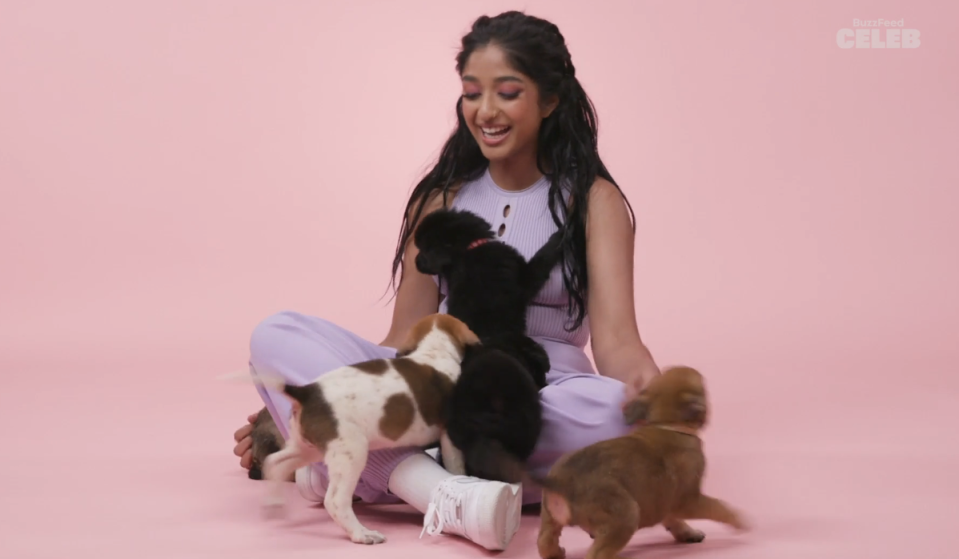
[379,244,441,348]
[585,179,661,402]
[379,190,455,348]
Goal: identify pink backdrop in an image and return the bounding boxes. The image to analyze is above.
[1,1,957,558]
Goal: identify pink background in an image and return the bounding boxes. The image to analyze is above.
[1,1,956,558]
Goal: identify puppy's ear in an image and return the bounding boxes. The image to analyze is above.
[394,338,417,357]
[395,314,436,357]
[437,315,480,350]
[415,252,438,275]
[623,396,650,425]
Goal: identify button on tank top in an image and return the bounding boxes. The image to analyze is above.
[435,167,591,351]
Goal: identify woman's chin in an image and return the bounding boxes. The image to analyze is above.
[478,143,514,162]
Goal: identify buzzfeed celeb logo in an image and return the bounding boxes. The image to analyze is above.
[837,19,920,48]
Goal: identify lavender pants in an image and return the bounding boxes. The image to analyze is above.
[249,311,631,506]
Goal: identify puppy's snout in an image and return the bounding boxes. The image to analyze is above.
[684,400,707,423]
[415,252,433,274]
[623,399,649,425]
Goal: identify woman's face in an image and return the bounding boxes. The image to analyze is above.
[459,45,558,164]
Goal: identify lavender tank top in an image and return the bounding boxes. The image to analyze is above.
[434,167,593,373]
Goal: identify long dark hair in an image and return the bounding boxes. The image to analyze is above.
[389,10,635,331]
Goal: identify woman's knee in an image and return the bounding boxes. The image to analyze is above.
[249,310,339,371]
[587,391,632,442]
[249,311,391,384]
[539,374,631,453]
[250,311,298,365]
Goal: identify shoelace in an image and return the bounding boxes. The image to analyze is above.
[420,478,468,539]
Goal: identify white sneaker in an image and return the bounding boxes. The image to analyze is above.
[295,465,327,502]
[420,476,523,551]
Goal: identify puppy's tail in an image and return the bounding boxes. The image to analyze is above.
[465,438,554,491]
[217,369,317,405]
[497,453,573,527]
[469,439,573,524]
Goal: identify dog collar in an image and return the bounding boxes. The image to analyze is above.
[648,424,701,438]
[467,238,492,250]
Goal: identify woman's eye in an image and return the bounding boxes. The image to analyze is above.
[462,91,520,101]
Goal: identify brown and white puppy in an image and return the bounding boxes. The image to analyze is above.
[241,313,479,545]
[535,366,749,559]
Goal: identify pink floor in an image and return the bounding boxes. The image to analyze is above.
[2,353,956,559]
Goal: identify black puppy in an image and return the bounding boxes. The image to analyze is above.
[412,207,563,482]
[413,208,562,386]
[444,344,544,483]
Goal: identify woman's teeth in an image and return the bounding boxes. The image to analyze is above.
[482,126,510,137]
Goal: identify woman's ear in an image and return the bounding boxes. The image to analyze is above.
[540,94,560,119]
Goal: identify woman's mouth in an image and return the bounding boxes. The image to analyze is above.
[480,125,511,146]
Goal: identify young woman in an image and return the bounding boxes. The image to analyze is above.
[231,11,661,551]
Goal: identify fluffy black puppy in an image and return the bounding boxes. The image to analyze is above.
[413,207,561,387]
[444,344,544,483]
[412,207,563,482]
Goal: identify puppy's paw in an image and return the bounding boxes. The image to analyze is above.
[538,545,566,559]
[440,432,467,476]
[664,519,705,543]
[538,533,566,559]
[350,528,387,545]
[673,527,705,543]
[729,511,751,533]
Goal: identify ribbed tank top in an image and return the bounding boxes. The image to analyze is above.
[435,167,591,354]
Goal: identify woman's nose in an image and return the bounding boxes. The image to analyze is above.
[477,96,498,122]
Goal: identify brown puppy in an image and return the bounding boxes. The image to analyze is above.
[248,407,285,481]
[536,366,748,559]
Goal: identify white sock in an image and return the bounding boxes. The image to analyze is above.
[387,452,455,513]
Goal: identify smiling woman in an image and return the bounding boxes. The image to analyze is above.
[460,55,559,154]
[232,10,662,552]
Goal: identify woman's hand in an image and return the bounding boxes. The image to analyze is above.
[621,359,660,408]
[232,411,258,470]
